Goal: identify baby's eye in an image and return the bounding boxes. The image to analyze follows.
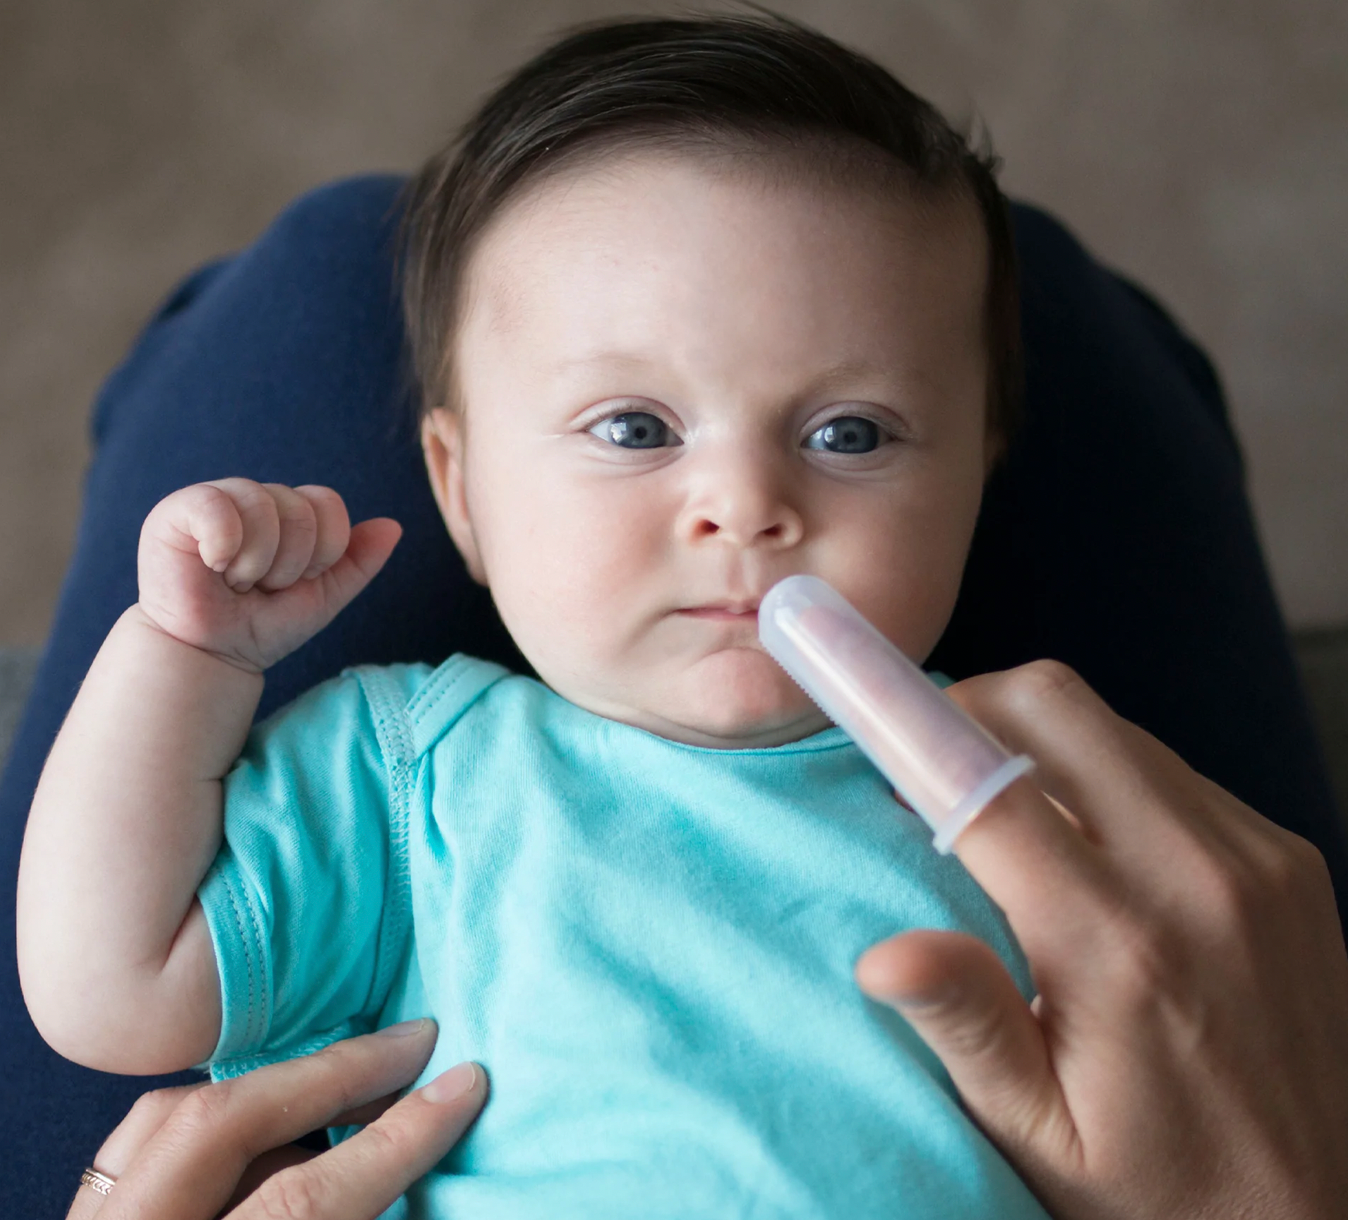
[803,416,882,454]
[589,411,680,449]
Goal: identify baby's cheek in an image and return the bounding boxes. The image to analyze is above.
[489,530,641,672]
[822,527,970,662]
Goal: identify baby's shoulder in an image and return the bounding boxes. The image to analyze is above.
[341,653,515,762]
[234,655,515,800]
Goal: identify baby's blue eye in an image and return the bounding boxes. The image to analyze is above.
[804,417,881,454]
[590,412,678,449]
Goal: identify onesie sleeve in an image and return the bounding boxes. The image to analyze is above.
[197,664,424,1078]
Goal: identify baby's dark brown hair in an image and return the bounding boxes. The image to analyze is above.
[399,11,1022,441]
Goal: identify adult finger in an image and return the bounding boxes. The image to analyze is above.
[221,1145,321,1214]
[66,1178,111,1220]
[951,660,1269,850]
[206,479,281,594]
[294,485,352,579]
[856,930,1073,1172]
[94,1084,209,1176]
[942,663,1161,922]
[219,1090,409,1213]
[935,768,1119,975]
[232,1062,488,1220]
[96,1020,439,1220]
[66,1085,208,1220]
[254,484,319,592]
[947,661,1290,926]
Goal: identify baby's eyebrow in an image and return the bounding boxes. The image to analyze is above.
[548,349,659,376]
[552,351,895,385]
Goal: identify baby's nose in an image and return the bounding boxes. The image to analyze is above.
[678,470,804,550]
[687,513,799,547]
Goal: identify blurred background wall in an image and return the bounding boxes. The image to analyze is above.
[2,0,1346,650]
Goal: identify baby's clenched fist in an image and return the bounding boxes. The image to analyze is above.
[136,479,401,673]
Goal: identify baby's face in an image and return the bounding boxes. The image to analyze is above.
[424,151,991,748]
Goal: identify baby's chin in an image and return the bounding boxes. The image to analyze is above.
[608,647,829,749]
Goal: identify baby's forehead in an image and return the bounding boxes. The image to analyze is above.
[446,150,991,437]
[460,147,987,344]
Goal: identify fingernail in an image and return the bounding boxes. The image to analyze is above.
[420,1062,478,1104]
[375,1018,432,1038]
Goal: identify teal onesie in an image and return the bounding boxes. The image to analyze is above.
[198,654,1050,1219]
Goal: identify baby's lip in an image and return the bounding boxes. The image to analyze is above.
[676,599,761,616]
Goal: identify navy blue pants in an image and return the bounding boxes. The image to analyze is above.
[2,175,1341,1216]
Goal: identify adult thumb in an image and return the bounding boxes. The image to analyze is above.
[856,929,1067,1157]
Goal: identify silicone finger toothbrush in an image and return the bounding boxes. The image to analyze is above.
[758,575,1034,853]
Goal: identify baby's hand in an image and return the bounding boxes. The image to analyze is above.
[136,480,402,672]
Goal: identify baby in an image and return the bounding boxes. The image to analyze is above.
[19,14,1048,1219]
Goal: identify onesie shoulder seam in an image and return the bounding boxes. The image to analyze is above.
[405,654,513,757]
[219,860,268,1053]
[349,665,420,1016]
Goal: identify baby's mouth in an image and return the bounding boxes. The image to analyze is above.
[675,600,760,622]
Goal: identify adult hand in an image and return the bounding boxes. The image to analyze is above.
[857,661,1348,1220]
[66,1019,486,1220]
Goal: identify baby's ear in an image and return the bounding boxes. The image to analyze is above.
[421,410,488,586]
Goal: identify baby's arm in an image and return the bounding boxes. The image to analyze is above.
[16,480,400,1074]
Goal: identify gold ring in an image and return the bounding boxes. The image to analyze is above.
[80,1168,116,1196]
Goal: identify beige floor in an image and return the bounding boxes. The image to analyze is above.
[2,0,1346,645]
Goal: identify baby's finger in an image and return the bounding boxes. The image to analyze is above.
[139,483,245,574]
[183,487,244,574]
[313,518,403,615]
[294,485,352,579]
[206,479,281,594]
[254,484,319,592]
[232,1063,487,1220]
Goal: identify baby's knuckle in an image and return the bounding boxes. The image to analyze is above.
[223,480,276,517]
[198,483,244,522]
[207,475,258,497]
[278,499,318,534]
[296,483,341,508]
[156,482,216,520]
[176,482,216,504]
